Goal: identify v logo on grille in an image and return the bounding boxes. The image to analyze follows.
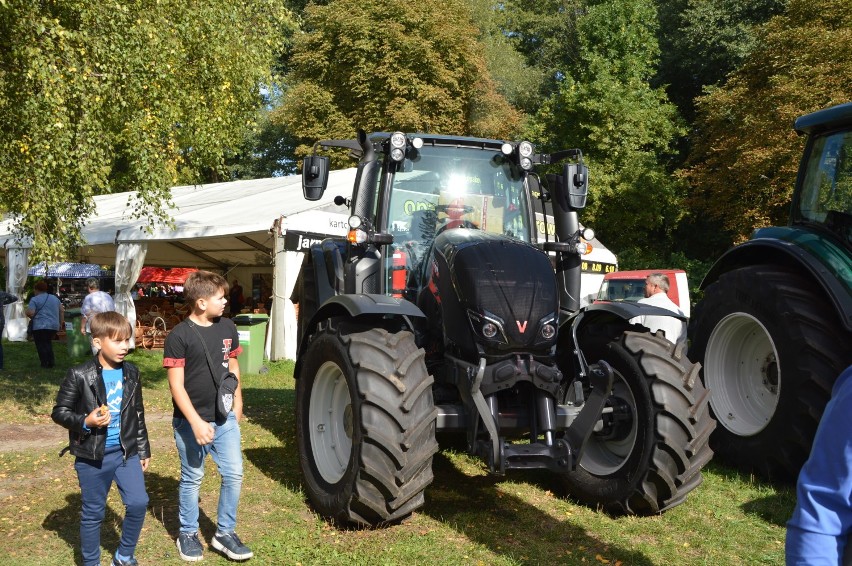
[516,320,528,333]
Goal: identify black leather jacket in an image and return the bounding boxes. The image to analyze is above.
[51,357,150,461]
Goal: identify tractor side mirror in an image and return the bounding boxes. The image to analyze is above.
[302,155,330,201]
[564,163,589,209]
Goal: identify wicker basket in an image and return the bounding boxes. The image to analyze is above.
[142,316,168,350]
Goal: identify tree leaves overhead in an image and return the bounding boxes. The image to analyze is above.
[684,0,852,241]
[0,0,292,261]
[274,0,522,162]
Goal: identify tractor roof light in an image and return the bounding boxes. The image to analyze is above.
[501,142,514,155]
[412,137,424,149]
[390,132,407,161]
[518,141,534,158]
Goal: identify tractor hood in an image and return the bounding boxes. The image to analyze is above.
[421,229,558,359]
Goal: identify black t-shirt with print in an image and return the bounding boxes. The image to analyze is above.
[163,317,242,421]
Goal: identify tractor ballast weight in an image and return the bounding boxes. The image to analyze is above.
[293,132,714,525]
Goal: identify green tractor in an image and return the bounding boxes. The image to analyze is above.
[293,131,715,525]
[690,102,852,480]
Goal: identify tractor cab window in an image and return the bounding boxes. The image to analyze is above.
[386,145,532,248]
[797,130,852,244]
[384,144,532,299]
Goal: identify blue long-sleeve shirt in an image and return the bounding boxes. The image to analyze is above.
[786,365,852,565]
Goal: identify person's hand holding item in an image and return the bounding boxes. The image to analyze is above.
[85,405,111,428]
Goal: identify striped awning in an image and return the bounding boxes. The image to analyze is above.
[28,262,115,278]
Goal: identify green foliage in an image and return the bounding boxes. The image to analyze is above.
[466,0,545,115]
[501,0,584,104]
[684,0,852,242]
[656,0,786,118]
[274,0,522,163]
[0,0,292,262]
[529,0,686,255]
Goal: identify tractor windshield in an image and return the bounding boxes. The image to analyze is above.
[796,129,852,245]
[386,144,532,248]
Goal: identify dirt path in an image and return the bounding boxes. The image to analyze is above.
[0,412,173,453]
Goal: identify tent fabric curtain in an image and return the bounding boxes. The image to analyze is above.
[114,242,148,348]
[4,245,30,341]
[281,250,304,360]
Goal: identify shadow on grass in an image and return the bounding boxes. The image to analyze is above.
[741,491,797,527]
[422,452,654,565]
[241,385,303,489]
[42,492,125,566]
[145,471,218,540]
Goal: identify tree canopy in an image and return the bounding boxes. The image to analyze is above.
[0,0,292,261]
[273,0,521,163]
[684,0,852,241]
[529,0,686,254]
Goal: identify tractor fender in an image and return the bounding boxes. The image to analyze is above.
[295,294,426,376]
[560,301,686,354]
[700,232,852,332]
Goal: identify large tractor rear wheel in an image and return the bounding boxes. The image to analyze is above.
[690,265,851,480]
[563,331,715,515]
[296,323,438,526]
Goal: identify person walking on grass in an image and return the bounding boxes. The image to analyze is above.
[26,280,64,368]
[163,270,252,562]
[51,311,150,566]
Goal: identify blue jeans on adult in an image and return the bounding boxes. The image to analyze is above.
[74,447,149,566]
[173,412,244,535]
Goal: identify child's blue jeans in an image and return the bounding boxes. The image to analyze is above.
[74,447,148,566]
[173,411,244,535]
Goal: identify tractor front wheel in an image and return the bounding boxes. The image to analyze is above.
[563,331,715,515]
[295,323,438,526]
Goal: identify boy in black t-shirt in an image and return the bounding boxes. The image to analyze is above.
[163,270,253,562]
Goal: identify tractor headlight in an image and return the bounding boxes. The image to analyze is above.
[390,147,405,161]
[467,309,508,344]
[482,322,498,339]
[520,156,533,170]
[501,142,514,155]
[518,141,533,158]
[534,314,558,346]
[348,215,363,229]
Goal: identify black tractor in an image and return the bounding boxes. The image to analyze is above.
[292,131,715,526]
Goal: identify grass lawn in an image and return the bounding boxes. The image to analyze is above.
[0,340,795,565]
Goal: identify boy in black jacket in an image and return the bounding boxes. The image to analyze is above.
[52,311,150,566]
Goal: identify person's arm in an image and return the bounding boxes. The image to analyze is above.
[133,367,151,471]
[786,369,852,564]
[228,356,243,422]
[52,368,110,432]
[167,366,215,445]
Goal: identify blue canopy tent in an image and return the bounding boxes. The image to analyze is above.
[28,262,114,278]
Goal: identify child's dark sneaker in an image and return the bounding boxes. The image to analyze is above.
[176,531,204,562]
[111,556,138,566]
[212,531,253,560]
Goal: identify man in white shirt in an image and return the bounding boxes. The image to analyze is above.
[81,277,116,353]
[628,273,686,346]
